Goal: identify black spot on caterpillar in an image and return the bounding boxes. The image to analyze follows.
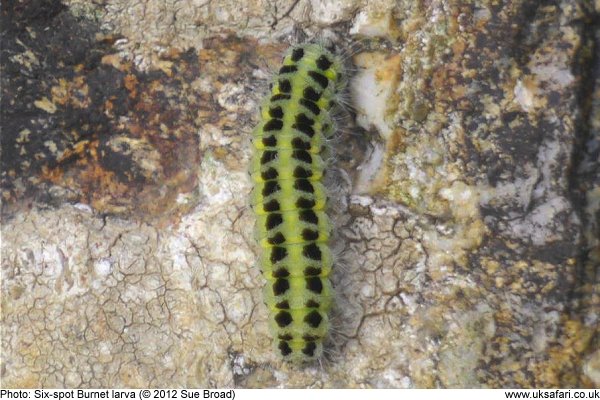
[251,43,344,362]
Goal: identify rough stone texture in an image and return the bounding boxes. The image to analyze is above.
[1,0,598,389]
[62,0,364,70]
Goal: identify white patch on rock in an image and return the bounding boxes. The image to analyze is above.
[310,0,357,25]
[354,141,385,194]
[217,83,255,113]
[507,196,571,246]
[350,54,394,138]
[349,194,374,208]
[349,9,393,38]
[94,258,113,276]
[514,79,535,112]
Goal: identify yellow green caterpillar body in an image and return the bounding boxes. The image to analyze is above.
[251,43,345,362]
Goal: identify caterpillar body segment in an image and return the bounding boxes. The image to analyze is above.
[251,43,345,362]
[250,181,328,215]
[249,149,327,182]
[254,210,332,247]
[252,132,327,154]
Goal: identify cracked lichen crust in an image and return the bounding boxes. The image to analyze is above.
[251,44,344,362]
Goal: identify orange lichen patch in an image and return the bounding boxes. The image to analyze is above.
[101,53,130,71]
[33,97,57,113]
[451,37,467,57]
[373,53,402,83]
[50,79,70,105]
[50,76,90,108]
[155,60,174,77]
[123,74,138,98]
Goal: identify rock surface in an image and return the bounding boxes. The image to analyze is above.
[1,0,598,388]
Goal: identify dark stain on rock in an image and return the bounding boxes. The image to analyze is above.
[451,3,598,387]
[1,0,201,222]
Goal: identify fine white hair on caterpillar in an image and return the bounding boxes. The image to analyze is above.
[250,42,349,363]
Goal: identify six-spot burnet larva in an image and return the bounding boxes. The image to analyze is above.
[250,43,345,362]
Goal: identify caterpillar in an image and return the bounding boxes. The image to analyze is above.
[250,43,345,362]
